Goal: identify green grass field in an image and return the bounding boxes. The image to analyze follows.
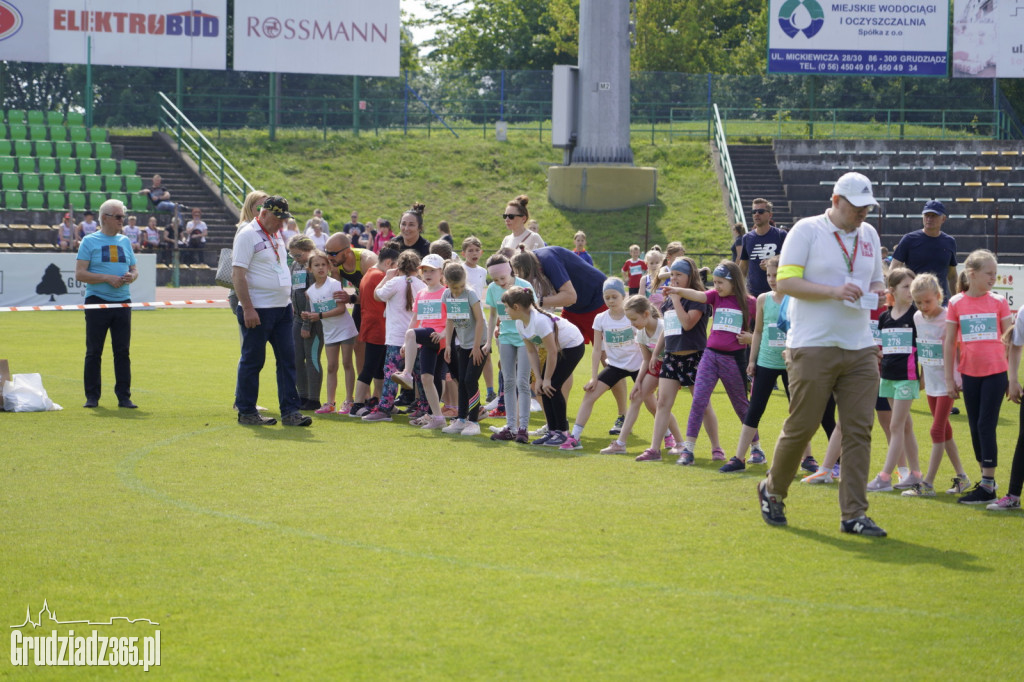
[3,307,1023,679]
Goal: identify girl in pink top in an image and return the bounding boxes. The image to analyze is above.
[943,249,1013,504]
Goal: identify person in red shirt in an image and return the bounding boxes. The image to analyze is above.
[348,245,398,417]
[621,244,647,295]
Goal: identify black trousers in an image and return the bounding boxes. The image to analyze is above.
[84,295,132,402]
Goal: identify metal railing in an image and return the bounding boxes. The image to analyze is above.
[713,104,746,230]
[156,92,253,207]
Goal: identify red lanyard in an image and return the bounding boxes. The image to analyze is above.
[833,230,859,274]
[257,218,281,265]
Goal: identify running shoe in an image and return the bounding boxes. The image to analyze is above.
[901,482,935,497]
[559,435,583,451]
[391,372,415,390]
[487,407,506,418]
[545,431,568,447]
[840,516,887,537]
[711,447,727,462]
[986,495,1021,511]
[460,421,481,436]
[635,448,662,462]
[676,444,695,466]
[530,424,549,438]
[958,482,997,505]
[609,415,625,435]
[483,396,501,412]
[757,479,787,527]
[749,444,766,465]
[600,441,627,455]
[946,474,971,494]
[866,474,894,493]
[281,412,312,427]
[361,409,393,422]
[664,433,677,449]
[719,456,746,473]
[801,456,819,473]
[337,400,354,415]
[532,431,555,446]
[893,472,923,490]
[442,418,467,434]
[801,468,833,484]
[314,402,336,414]
[420,415,447,430]
[515,428,530,444]
[490,427,515,441]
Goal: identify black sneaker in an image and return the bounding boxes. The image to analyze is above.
[609,415,625,435]
[757,479,787,526]
[281,412,312,427]
[719,456,746,473]
[958,482,997,505]
[801,456,819,473]
[238,412,277,426]
[840,516,887,537]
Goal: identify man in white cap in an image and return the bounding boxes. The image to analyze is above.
[757,172,888,536]
[890,200,958,302]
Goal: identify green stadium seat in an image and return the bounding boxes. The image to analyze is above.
[4,190,24,209]
[48,125,67,141]
[90,128,108,142]
[55,141,73,158]
[34,141,53,157]
[0,157,13,173]
[63,174,82,191]
[84,175,103,192]
[68,191,87,211]
[37,157,56,174]
[104,175,123,192]
[119,159,137,175]
[130,193,149,212]
[66,112,84,126]
[25,191,45,210]
[58,157,77,174]
[88,192,107,210]
[21,173,41,191]
[74,142,92,158]
[78,158,97,175]
[109,193,128,208]
[42,173,61,191]
[46,191,66,211]
[0,140,10,155]
[94,142,112,158]
[15,156,34,173]
[29,125,48,141]
[68,126,87,142]
[26,111,45,125]
[2,172,20,190]
[13,139,32,156]
[7,123,27,139]
[124,175,142,193]
[47,111,64,126]
[6,109,25,124]
[99,158,117,175]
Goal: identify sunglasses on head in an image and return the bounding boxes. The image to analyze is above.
[502,213,522,220]
[751,208,769,215]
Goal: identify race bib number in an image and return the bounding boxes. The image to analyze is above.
[310,298,336,314]
[629,264,643,276]
[418,299,443,321]
[871,319,881,345]
[495,302,510,322]
[960,313,998,342]
[881,328,913,355]
[916,339,943,366]
[291,271,307,291]
[445,297,471,320]
[712,307,743,335]
[664,310,682,336]
[766,322,786,348]
[604,327,635,348]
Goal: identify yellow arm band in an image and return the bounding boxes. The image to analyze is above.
[775,265,804,281]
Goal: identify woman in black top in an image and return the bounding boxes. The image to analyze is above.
[386,203,431,258]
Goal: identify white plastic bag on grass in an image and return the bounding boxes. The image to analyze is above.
[2,374,62,412]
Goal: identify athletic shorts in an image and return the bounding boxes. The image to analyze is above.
[561,305,607,345]
[879,378,920,401]
[659,351,701,387]
[646,360,663,379]
[598,365,638,388]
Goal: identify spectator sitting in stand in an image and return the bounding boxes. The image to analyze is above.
[137,174,184,226]
[76,211,99,244]
[122,215,141,250]
[157,217,175,263]
[304,208,330,236]
[182,208,208,264]
[142,216,162,251]
[58,213,77,251]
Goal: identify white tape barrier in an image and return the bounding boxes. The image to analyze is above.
[0,300,228,312]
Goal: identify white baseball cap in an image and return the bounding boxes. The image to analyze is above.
[420,253,445,270]
[833,172,878,207]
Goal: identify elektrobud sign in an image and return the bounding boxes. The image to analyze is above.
[0,0,226,69]
[233,0,399,77]
[767,0,949,76]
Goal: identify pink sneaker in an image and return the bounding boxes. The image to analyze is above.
[711,448,727,461]
[421,415,447,430]
[314,402,335,414]
[600,441,627,455]
[337,400,354,415]
[664,433,677,449]
[635,448,662,462]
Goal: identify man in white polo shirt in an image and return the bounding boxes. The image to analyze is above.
[757,172,887,536]
[232,195,311,427]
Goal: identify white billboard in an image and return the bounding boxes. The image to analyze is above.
[768,0,948,76]
[952,0,1024,77]
[0,1,226,70]
[0,253,156,308]
[233,0,400,77]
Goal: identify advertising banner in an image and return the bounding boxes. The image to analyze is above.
[233,0,400,77]
[0,1,226,70]
[952,0,1024,77]
[0,253,156,308]
[768,0,948,76]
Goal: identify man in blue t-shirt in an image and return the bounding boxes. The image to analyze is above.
[891,200,958,301]
[75,199,139,409]
[740,198,786,296]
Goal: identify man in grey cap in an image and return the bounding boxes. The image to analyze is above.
[890,200,958,302]
[757,172,887,536]
[232,195,311,427]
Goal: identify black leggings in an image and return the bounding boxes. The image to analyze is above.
[357,341,386,385]
[1008,398,1024,497]
[962,371,1009,469]
[540,343,585,432]
[454,346,485,421]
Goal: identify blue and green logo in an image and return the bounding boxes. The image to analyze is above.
[778,0,824,39]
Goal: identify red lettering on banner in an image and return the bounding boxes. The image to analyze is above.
[94,11,111,32]
[297,18,309,39]
[66,10,79,31]
[113,12,126,31]
[129,13,144,33]
[312,20,331,40]
[247,16,259,36]
[351,22,366,41]
[148,13,164,34]
[334,22,348,40]
[372,24,387,42]
[53,9,66,30]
